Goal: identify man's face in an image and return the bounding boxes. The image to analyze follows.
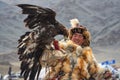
[71,33,84,45]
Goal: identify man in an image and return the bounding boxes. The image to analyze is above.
[68,18,112,80]
[43,19,112,80]
[69,18,91,47]
[43,18,92,79]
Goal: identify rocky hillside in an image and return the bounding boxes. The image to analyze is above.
[0,1,26,53]
[0,0,120,54]
[50,0,120,48]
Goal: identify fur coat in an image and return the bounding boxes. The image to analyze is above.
[41,40,111,80]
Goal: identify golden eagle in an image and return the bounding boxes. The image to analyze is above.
[17,4,68,80]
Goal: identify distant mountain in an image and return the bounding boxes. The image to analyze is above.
[50,0,120,48]
[0,1,26,53]
[0,0,120,54]
[0,1,8,8]
[0,0,61,7]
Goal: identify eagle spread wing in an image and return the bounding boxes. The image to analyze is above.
[17,4,68,80]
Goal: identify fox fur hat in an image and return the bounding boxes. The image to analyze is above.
[69,18,91,47]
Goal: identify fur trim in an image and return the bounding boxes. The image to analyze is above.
[82,30,91,47]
